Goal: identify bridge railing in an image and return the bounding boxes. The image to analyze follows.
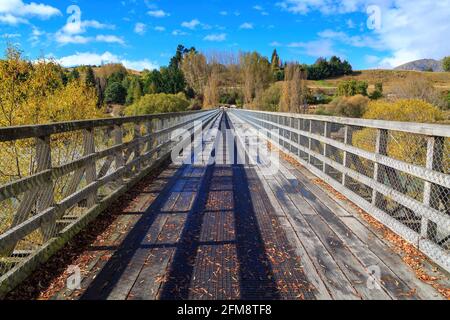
[0,109,220,296]
[232,109,450,272]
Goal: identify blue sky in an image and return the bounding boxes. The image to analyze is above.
[1,0,449,70]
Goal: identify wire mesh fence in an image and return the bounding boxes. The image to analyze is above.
[232,109,450,272]
[0,110,219,287]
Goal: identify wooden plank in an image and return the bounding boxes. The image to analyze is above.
[275,166,421,300]
[263,176,360,300]
[289,165,444,300]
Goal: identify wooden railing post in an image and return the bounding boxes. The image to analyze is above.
[145,120,154,163]
[421,136,443,242]
[342,125,353,186]
[308,120,313,164]
[114,124,124,184]
[83,128,97,207]
[372,129,388,207]
[133,122,142,172]
[323,122,331,174]
[36,135,55,241]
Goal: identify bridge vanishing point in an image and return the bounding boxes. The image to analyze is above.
[0,109,449,300]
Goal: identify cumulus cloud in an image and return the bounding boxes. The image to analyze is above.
[148,10,169,18]
[172,30,188,36]
[277,0,450,68]
[134,22,146,35]
[181,19,200,30]
[287,39,337,58]
[239,22,254,30]
[57,52,159,71]
[203,33,227,42]
[55,16,121,45]
[154,26,165,32]
[95,35,124,45]
[0,0,61,25]
[61,20,115,35]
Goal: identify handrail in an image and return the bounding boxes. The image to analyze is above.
[0,108,220,297]
[242,109,450,137]
[0,109,208,142]
[231,109,450,273]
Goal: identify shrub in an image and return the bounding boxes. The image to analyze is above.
[125,93,190,115]
[353,99,444,166]
[327,94,369,118]
[370,82,383,100]
[336,80,368,97]
[443,56,450,72]
[363,99,443,123]
[255,82,282,112]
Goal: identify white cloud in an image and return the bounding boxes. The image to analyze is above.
[278,0,450,68]
[365,54,381,65]
[287,39,337,57]
[276,0,370,15]
[1,33,21,38]
[0,0,60,25]
[61,20,115,35]
[172,30,188,36]
[239,22,254,30]
[95,35,125,45]
[181,19,201,30]
[55,33,91,44]
[148,10,169,18]
[55,33,125,45]
[134,23,146,35]
[154,26,165,32]
[219,11,228,16]
[346,18,355,29]
[57,52,159,71]
[318,29,382,49]
[0,13,27,25]
[253,5,269,15]
[270,41,282,47]
[55,17,120,45]
[203,33,227,42]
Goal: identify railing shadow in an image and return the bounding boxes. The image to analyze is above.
[159,113,280,300]
[80,164,188,300]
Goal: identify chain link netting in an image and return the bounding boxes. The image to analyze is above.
[235,110,450,267]
[0,111,217,278]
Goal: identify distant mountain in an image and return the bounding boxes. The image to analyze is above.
[394,59,443,72]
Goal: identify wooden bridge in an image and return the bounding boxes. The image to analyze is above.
[0,109,449,300]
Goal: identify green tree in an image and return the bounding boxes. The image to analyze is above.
[270,49,284,81]
[125,93,190,115]
[370,82,383,100]
[85,66,96,87]
[69,68,80,81]
[443,56,450,72]
[105,82,127,104]
[125,77,143,105]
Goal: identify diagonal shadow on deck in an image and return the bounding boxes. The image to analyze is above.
[79,164,189,300]
[159,114,281,300]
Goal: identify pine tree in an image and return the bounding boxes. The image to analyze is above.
[85,66,96,87]
[271,49,280,70]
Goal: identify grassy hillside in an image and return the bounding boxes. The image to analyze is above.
[307,69,450,95]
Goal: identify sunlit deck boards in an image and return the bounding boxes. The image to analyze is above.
[22,112,445,300]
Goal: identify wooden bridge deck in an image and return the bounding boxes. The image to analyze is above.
[12,112,447,300]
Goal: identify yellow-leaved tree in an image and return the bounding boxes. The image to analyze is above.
[0,45,102,239]
[353,99,444,167]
